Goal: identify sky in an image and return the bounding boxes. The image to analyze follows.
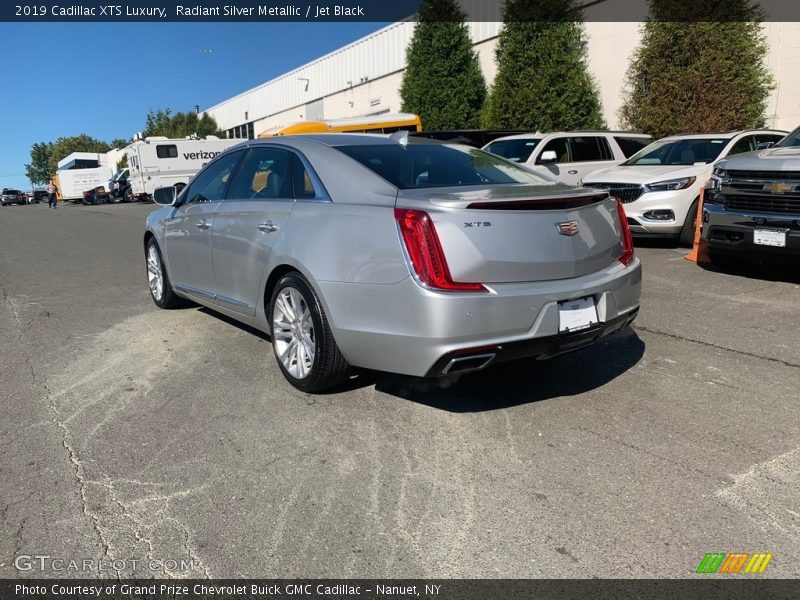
[0,22,387,190]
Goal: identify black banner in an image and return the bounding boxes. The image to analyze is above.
[4,0,800,22]
[2,580,800,600]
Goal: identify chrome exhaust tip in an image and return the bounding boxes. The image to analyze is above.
[442,353,496,375]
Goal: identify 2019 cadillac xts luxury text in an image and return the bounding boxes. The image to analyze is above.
[144,134,641,392]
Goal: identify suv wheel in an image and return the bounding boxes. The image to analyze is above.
[124,188,134,203]
[269,272,350,392]
[679,198,699,247]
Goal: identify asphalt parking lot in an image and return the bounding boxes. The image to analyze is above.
[0,201,798,579]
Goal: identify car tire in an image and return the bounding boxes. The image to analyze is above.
[269,272,350,392]
[124,188,134,203]
[679,198,699,247]
[145,238,184,309]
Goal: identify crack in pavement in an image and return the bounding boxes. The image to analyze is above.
[634,325,800,369]
[0,278,115,574]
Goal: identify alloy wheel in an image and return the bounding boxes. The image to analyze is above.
[272,287,316,379]
[146,245,163,302]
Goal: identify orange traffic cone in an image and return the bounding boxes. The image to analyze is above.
[685,185,709,263]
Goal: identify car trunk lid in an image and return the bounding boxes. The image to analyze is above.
[395,184,625,283]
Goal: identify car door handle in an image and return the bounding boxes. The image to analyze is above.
[258,222,279,233]
[195,221,211,231]
[568,170,578,174]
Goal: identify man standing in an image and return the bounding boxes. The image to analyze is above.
[47,182,57,209]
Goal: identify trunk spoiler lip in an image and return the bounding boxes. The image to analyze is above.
[395,184,610,209]
[465,192,611,210]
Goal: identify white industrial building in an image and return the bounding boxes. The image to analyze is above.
[204,3,800,138]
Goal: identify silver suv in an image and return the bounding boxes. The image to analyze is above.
[1,188,26,206]
[483,131,651,186]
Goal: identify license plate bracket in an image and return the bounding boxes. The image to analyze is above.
[558,296,599,333]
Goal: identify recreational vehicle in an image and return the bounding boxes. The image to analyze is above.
[125,136,242,202]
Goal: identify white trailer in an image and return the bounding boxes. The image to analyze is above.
[55,166,113,201]
[125,136,242,201]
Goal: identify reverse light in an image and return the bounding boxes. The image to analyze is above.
[615,200,635,267]
[644,176,696,192]
[394,208,487,292]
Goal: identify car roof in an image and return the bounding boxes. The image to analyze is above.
[658,129,788,141]
[488,131,651,142]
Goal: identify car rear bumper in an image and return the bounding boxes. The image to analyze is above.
[318,258,642,377]
[702,202,800,258]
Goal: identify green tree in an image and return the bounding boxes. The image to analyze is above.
[109,137,130,149]
[25,142,54,185]
[620,0,774,138]
[482,0,605,131]
[143,108,224,138]
[47,135,111,178]
[400,0,487,130]
[116,154,128,171]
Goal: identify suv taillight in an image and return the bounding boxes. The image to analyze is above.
[394,208,487,292]
[615,199,635,267]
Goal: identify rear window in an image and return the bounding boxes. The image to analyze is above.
[483,138,541,162]
[336,143,551,189]
[614,136,651,158]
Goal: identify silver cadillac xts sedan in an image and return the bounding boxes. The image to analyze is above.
[144,134,641,392]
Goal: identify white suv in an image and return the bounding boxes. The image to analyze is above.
[581,130,787,246]
[482,131,652,186]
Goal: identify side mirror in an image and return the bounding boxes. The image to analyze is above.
[756,142,774,150]
[153,186,177,206]
[539,150,558,165]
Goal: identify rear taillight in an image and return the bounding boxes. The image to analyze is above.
[615,199,635,266]
[394,208,487,293]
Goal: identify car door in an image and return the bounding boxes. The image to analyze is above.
[563,136,615,185]
[211,146,301,316]
[163,150,244,302]
[531,136,570,181]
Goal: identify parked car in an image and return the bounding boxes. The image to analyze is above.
[482,131,652,186]
[703,125,800,264]
[31,190,48,204]
[144,134,641,392]
[82,186,107,205]
[1,188,26,206]
[581,130,788,246]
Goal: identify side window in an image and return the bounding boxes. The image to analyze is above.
[156,145,178,159]
[614,136,650,158]
[230,147,293,200]
[727,135,755,156]
[568,137,605,162]
[757,134,784,146]
[538,137,569,164]
[183,151,243,205]
[292,154,317,199]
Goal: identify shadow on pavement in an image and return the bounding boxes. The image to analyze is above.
[697,256,800,285]
[371,328,646,412]
[195,306,646,410]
